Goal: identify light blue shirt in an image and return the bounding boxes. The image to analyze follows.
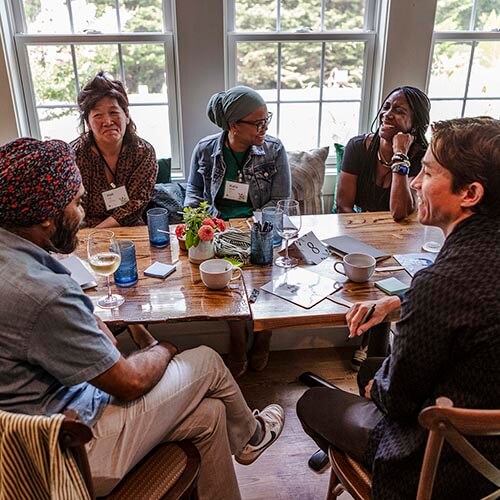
[0,228,120,426]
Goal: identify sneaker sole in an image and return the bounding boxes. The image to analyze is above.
[235,416,285,465]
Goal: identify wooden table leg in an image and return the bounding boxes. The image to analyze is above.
[227,320,249,378]
[249,329,272,372]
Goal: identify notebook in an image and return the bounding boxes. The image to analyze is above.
[393,253,437,277]
[59,255,97,290]
[322,235,390,261]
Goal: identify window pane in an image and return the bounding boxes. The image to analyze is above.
[324,0,365,30]
[265,102,278,137]
[281,43,321,101]
[428,42,472,98]
[72,0,118,34]
[430,99,464,121]
[27,45,76,105]
[38,108,80,142]
[320,102,360,147]
[121,0,164,32]
[121,44,168,98]
[22,0,71,34]
[75,45,120,91]
[323,42,364,100]
[468,41,500,97]
[237,42,278,101]
[131,104,171,159]
[280,103,319,150]
[280,0,321,32]
[464,98,500,117]
[475,0,500,31]
[434,0,473,31]
[234,0,276,31]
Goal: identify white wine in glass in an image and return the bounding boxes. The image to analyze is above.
[87,230,124,309]
[274,199,302,268]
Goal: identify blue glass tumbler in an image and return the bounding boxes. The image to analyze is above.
[147,208,170,248]
[113,240,138,287]
[262,206,282,247]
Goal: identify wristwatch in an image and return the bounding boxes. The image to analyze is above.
[391,163,409,175]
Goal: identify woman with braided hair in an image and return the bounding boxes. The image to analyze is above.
[336,86,430,221]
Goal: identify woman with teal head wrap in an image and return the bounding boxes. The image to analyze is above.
[185,85,291,221]
[185,85,292,376]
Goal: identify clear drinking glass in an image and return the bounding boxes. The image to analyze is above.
[274,199,302,268]
[87,230,124,309]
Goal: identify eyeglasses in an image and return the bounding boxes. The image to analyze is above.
[238,112,273,132]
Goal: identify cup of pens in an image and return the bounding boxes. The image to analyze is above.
[250,221,274,266]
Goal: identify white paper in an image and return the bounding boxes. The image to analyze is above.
[261,267,338,309]
[59,255,97,289]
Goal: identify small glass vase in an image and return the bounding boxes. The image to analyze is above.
[188,240,215,265]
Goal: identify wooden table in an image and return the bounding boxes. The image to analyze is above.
[76,227,251,326]
[77,212,426,331]
[230,212,426,332]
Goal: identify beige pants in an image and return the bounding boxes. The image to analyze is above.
[86,346,257,499]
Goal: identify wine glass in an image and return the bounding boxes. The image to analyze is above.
[274,199,302,268]
[87,230,124,309]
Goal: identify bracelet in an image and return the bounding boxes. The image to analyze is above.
[392,152,409,162]
[391,162,410,175]
[144,340,159,350]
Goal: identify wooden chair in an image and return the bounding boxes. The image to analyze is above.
[60,415,201,499]
[325,397,500,500]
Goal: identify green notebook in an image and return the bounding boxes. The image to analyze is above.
[375,277,410,295]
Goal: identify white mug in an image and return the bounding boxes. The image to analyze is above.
[199,259,242,290]
[334,253,376,283]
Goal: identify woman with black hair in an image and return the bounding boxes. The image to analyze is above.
[336,86,430,221]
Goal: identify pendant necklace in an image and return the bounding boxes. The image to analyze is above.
[377,149,393,169]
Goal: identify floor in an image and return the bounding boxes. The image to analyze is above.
[234,347,358,500]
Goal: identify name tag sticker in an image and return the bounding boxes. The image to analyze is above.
[102,185,129,211]
[223,180,249,202]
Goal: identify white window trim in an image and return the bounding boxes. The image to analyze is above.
[225,0,380,175]
[2,0,183,173]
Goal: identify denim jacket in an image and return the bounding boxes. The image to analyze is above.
[185,132,291,216]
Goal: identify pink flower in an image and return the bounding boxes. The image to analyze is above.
[214,218,227,232]
[198,224,215,241]
[175,224,185,238]
[202,218,216,227]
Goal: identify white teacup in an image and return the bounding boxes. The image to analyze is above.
[199,259,242,290]
[334,253,376,283]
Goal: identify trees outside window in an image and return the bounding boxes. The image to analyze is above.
[428,0,500,122]
[227,0,376,153]
[7,0,178,166]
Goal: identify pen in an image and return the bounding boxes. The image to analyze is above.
[347,304,376,342]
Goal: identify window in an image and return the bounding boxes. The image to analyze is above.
[4,0,180,169]
[428,0,500,121]
[226,0,377,155]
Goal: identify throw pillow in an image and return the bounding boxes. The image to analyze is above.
[287,146,329,215]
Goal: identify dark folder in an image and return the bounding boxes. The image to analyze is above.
[322,235,390,261]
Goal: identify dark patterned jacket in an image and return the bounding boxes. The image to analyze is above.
[369,214,500,499]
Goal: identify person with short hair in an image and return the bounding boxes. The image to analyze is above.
[0,137,285,499]
[185,85,291,220]
[298,117,500,500]
[71,71,158,228]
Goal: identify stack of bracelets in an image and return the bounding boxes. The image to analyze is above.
[391,152,411,175]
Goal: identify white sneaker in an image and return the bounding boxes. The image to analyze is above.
[235,404,285,465]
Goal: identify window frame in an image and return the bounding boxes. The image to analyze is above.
[428,0,500,118]
[225,0,378,162]
[3,0,183,173]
